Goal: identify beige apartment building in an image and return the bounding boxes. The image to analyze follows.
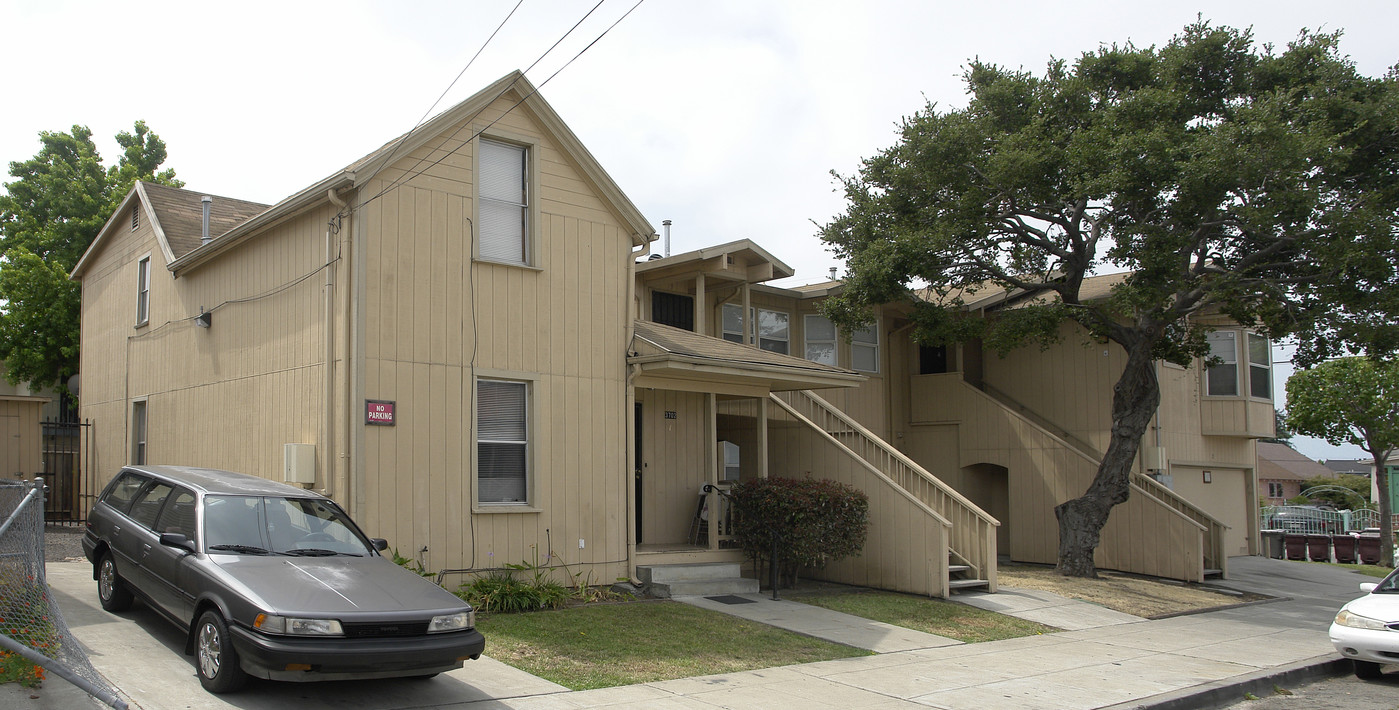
[71,72,1270,597]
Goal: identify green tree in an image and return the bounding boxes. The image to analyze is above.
[0,122,180,392]
[819,22,1399,577]
[1285,358,1399,567]
[1294,473,1371,510]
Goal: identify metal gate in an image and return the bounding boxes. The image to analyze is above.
[40,418,93,525]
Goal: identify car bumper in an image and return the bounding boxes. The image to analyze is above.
[228,625,486,681]
[1329,623,1399,666]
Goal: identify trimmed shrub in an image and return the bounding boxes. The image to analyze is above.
[729,477,869,587]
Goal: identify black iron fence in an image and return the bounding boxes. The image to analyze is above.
[39,418,92,525]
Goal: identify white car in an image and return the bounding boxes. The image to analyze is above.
[1329,567,1399,679]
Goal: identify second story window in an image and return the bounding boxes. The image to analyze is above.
[721,305,790,355]
[136,256,151,326]
[1248,333,1271,399]
[852,323,879,372]
[1205,331,1238,396]
[804,315,837,365]
[479,138,529,266]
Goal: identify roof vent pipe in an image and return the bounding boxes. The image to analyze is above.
[829,267,838,281]
[200,196,212,245]
[662,219,672,258]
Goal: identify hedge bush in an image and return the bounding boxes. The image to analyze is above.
[729,477,869,587]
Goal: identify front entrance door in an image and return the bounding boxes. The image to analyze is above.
[635,402,643,543]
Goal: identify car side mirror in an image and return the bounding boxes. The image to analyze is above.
[1360,582,1377,593]
[371,538,389,552]
[160,532,197,554]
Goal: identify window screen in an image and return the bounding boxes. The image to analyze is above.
[478,379,528,504]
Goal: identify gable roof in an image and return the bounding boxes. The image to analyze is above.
[73,71,655,280]
[630,320,864,392]
[1257,442,1335,482]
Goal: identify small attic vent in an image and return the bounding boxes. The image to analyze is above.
[726,255,734,265]
[131,205,140,231]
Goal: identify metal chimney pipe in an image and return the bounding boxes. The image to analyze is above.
[829,267,838,281]
[200,196,212,245]
[662,219,672,258]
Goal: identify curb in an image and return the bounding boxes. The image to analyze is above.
[1099,655,1351,710]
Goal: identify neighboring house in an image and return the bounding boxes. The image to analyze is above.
[1325,459,1370,478]
[0,366,46,481]
[1257,442,1335,504]
[71,72,1266,598]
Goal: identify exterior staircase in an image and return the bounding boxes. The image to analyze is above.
[637,562,758,598]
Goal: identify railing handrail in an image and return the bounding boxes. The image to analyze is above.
[783,390,999,528]
[767,393,953,528]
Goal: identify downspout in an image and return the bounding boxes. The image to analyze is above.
[625,234,652,587]
[323,189,347,500]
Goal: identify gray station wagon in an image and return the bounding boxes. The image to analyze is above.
[82,465,485,693]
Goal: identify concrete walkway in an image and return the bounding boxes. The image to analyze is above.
[24,557,1382,710]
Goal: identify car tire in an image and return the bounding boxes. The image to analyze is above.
[97,552,134,612]
[1354,659,1383,680]
[196,610,248,693]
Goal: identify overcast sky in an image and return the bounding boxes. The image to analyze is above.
[4,1,1395,462]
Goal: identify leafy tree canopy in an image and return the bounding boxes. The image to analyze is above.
[819,20,1399,576]
[1285,357,1399,566]
[0,121,181,391]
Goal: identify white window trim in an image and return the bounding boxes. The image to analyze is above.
[135,254,151,327]
[473,129,541,269]
[131,398,148,466]
[1247,332,1272,401]
[473,371,540,512]
[852,321,880,373]
[804,314,837,366]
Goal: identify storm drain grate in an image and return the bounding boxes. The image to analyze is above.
[705,595,757,605]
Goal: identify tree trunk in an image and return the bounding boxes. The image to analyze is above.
[1055,337,1161,577]
[1370,451,1394,569]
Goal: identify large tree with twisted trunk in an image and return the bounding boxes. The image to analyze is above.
[819,22,1399,577]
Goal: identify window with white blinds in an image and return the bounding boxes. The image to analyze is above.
[479,139,528,265]
[477,379,528,504]
[852,323,879,372]
[804,315,837,365]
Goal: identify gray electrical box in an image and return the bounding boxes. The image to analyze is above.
[284,444,316,485]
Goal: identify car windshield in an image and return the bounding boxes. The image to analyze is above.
[1376,569,1399,594]
[203,495,371,556]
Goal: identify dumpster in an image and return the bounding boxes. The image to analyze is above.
[1283,534,1308,560]
[1332,534,1358,564]
[1306,534,1332,562]
[1260,530,1285,559]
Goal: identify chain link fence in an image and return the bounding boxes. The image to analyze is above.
[0,479,127,708]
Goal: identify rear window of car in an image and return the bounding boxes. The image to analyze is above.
[129,482,174,528]
[101,472,150,514]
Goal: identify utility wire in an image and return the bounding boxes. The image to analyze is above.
[354,0,637,213]
[355,0,526,197]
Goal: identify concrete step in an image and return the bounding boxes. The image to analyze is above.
[653,577,760,598]
[637,562,744,584]
[637,563,758,599]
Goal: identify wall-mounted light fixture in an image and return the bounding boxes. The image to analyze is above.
[195,309,212,328]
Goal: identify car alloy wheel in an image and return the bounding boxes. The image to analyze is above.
[96,553,133,612]
[196,610,246,693]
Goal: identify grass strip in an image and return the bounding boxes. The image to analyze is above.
[477,600,869,690]
[791,589,1057,643]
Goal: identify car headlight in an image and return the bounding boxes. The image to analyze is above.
[255,613,344,636]
[1334,609,1389,631]
[428,611,474,633]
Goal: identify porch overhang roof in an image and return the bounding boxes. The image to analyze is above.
[630,320,865,393]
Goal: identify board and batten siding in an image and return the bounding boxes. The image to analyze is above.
[79,202,339,492]
[0,399,44,478]
[354,91,633,581]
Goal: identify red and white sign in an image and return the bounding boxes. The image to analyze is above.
[366,400,395,426]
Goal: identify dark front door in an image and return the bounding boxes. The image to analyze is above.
[635,402,644,543]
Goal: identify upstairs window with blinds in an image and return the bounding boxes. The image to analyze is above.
[1205,330,1238,396]
[477,379,529,504]
[852,323,879,372]
[804,315,837,365]
[479,139,529,265]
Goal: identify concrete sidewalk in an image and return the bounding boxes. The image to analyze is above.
[28,556,1379,709]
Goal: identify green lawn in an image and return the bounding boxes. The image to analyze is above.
[476,600,869,690]
[1311,561,1394,578]
[790,589,1057,643]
